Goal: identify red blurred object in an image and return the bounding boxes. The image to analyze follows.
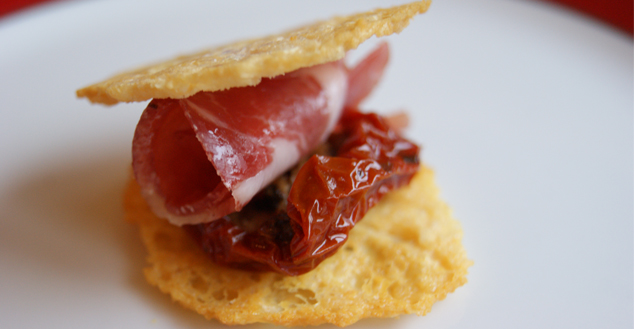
[0,0,633,36]
[542,0,633,35]
[0,0,58,18]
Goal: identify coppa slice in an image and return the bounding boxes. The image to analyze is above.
[132,46,389,226]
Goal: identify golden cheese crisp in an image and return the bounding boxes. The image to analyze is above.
[76,0,431,105]
[124,166,471,327]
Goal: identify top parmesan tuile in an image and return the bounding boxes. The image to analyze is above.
[76,0,430,105]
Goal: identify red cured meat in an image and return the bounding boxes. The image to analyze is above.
[345,42,389,108]
[133,44,390,226]
[133,99,236,224]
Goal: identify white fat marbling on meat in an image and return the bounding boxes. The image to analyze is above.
[296,63,348,142]
[184,98,232,130]
[231,138,300,206]
[141,176,236,226]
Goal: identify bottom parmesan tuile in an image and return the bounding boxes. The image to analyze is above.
[124,165,472,327]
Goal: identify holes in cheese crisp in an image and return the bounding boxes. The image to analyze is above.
[212,290,224,301]
[226,289,238,301]
[432,251,452,270]
[388,282,403,299]
[389,281,423,302]
[296,289,317,305]
[355,274,369,291]
[273,288,317,305]
[212,289,238,301]
[390,223,420,244]
[190,274,209,294]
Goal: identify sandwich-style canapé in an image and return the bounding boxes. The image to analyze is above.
[77,1,471,326]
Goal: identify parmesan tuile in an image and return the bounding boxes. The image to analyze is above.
[76,0,430,105]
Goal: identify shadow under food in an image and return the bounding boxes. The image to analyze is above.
[0,150,437,328]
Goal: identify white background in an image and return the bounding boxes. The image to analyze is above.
[0,0,632,328]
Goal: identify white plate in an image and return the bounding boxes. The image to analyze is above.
[0,0,632,328]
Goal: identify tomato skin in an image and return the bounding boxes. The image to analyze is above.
[187,111,420,275]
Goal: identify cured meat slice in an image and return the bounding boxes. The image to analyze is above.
[133,45,390,226]
[345,42,389,108]
[133,99,236,225]
[182,61,347,206]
